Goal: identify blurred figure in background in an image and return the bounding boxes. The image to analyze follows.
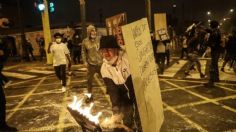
[221,29,236,72]
[72,33,82,64]
[205,20,221,87]
[180,35,188,59]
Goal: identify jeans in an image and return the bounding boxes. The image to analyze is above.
[54,65,66,86]
[87,64,101,93]
[209,50,220,82]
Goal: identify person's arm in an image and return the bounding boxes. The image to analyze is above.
[103,78,121,107]
[64,45,72,71]
[66,54,72,71]
[47,42,53,53]
[81,40,88,66]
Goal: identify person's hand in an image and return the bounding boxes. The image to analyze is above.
[68,61,72,71]
[68,71,72,76]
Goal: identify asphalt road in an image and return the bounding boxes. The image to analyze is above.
[2,60,236,132]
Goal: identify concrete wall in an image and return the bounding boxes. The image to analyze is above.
[7,27,107,56]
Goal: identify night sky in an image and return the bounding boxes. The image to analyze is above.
[1,0,236,29]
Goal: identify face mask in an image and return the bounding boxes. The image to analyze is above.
[107,55,118,66]
[56,38,62,43]
[90,34,96,39]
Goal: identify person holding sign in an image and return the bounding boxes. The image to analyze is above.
[156,40,166,75]
[99,35,141,131]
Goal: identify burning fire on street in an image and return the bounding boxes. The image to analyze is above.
[68,95,102,124]
[67,94,133,132]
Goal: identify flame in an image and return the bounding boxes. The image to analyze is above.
[68,96,102,124]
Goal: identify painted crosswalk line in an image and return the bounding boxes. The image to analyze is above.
[2,72,36,79]
[186,60,207,79]
[78,68,87,71]
[159,60,187,77]
[27,69,54,74]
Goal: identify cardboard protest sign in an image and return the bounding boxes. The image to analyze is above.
[105,13,127,46]
[154,13,169,40]
[122,18,164,132]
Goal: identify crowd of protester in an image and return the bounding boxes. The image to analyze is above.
[1,19,236,131]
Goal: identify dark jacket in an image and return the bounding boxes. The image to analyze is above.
[187,36,200,54]
[103,76,134,107]
[0,43,8,64]
[226,35,236,56]
[207,28,221,50]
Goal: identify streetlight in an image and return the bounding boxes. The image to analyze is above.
[208,19,211,23]
[207,11,211,15]
[230,9,234,13]
[223,18,226,21]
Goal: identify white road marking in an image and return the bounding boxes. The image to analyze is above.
[164,80,236,113]
[163,102,208,132]
[27,69,54,74]
[2,71,36,79]
[6,77,46,120]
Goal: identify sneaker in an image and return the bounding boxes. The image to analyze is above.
[61,86,66,92]
[68,71,72,76]
[184,72,191,77]
[190,66,196,71]
[0,124,17,131]
[85,94,94,103]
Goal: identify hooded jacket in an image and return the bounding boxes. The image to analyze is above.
[100,52,135,107]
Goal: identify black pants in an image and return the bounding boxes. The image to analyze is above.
[185,53,203,75]
[54,65,66,86]
[87,64,101,93]
[73,48,81,64]
[181,48,188,59]
[209,50,220,83]
[165,49,170,65]
[222,54,236,68]
[0,84,6,127]
[0,64,8,86]
[39,48,46,61]
[29,50,36,61]
[157,53,166,74]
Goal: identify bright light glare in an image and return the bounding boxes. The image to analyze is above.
[38,4,45,11]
